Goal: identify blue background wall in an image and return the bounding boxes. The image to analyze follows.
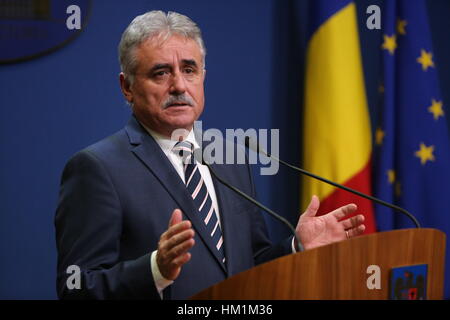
[1,0,449,299]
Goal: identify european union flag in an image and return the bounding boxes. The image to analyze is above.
[374,0,450,299]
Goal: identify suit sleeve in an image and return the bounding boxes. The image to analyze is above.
[55,150,160,300]
[245,161,293,265]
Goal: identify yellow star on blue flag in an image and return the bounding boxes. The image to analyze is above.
[374,0,450,299]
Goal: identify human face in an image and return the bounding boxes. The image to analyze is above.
[120,34,205,137]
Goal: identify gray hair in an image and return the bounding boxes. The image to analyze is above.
[118,10,206,84]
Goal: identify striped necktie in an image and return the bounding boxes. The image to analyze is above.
[172,141,226,264]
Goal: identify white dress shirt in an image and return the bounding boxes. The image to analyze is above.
[142,124,221,298]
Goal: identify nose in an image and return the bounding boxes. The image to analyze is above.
[169,70,187,95]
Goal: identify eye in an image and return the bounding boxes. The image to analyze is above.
[153,70,168,77]
[150,69,172,80]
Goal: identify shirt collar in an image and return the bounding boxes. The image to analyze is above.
[140,122,200,156]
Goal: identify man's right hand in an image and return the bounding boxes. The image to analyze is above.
[156,209,195,280]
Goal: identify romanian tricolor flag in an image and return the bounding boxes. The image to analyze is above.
[301,0,376,233]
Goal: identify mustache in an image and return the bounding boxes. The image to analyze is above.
[162,94,196,109]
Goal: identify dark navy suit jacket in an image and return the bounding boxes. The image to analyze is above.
[55,116,292,299]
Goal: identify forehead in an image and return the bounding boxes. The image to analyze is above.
[136,34,203,67]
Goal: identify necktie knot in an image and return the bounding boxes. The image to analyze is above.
[173,140,194,163]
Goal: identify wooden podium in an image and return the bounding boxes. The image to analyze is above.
[191,229,446,300]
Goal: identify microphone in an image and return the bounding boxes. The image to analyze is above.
[192,149,305,252]
[245,137,421,228]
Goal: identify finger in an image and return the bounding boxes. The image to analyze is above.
[162,220,192,241]
[165,238,195,262]
[341,214,365,230]
[172,252,192,267]
[347,224,366,238]
[162,229,195,252]
[332,203,357,220]
[169,209,183,227]
[302,195,320,217]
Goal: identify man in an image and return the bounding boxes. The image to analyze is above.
[55,10,365,300]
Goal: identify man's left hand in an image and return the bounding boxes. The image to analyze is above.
[296,195,366,250]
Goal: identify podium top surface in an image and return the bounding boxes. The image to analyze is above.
[192,228,446,300]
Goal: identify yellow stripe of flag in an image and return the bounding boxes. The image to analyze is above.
[302,3,372,208]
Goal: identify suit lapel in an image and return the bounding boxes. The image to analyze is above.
[125,117,227,273]
[208,161,236,276]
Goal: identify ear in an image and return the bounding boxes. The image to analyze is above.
[119,73,133,104]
